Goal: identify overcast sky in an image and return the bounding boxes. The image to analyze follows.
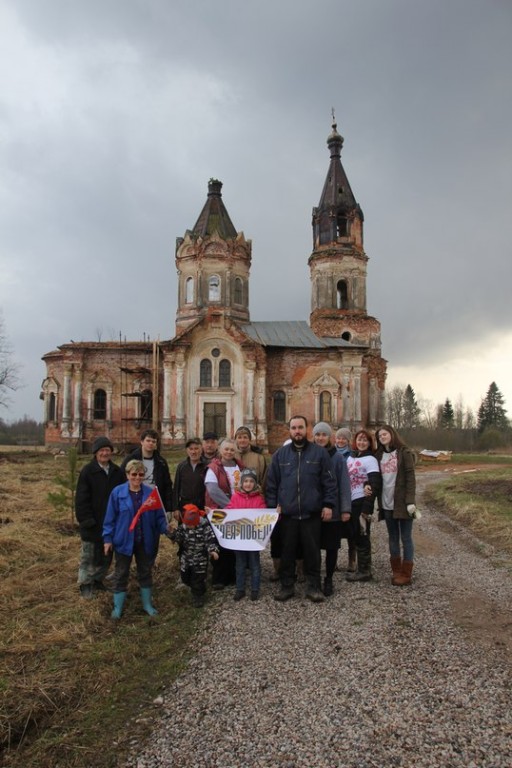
[1,0,511,423]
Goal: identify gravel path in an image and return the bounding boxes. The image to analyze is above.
[124,471,512,768]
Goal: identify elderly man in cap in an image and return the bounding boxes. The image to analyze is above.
[234,426,267,487]
[201,431,219,464]
[75,437,124,598]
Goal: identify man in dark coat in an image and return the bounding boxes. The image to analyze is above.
[266,415,337,603]
[173,437,208,517]
[75,436,124,598]
[120,429,173,512]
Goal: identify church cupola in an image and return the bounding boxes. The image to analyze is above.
[309,120,381,353]
[175,179,252,334]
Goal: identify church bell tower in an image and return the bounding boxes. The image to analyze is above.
[309,121,381,352]
[175,179,252,335]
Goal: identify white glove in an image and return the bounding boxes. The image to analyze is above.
[407,504,421,520]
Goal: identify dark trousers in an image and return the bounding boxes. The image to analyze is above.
[212,547,236,586]
[181,566,207,597]
[280,515,322,591]
[112,542,153,592]
[351,498,372,573]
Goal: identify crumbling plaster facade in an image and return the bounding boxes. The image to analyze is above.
[42,123,387,452]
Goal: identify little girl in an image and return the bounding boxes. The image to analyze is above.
[226,468,267,602]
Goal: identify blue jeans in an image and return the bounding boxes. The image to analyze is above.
[235,551,261,593]
[384,510,414,561]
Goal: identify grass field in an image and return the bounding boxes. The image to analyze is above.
[1,449,511,767]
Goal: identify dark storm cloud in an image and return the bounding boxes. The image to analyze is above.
[1,0,511,417]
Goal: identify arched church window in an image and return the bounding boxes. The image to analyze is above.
[48,392,56,422]
[93,388,107,420]
[337,214,348,237]
[219,359,231,387]
[234,277,243,304]
[185,277,194,304]
[140,389,153,421]
[273,391,286,422]
[208,275,221,302]
[337,280,348,309]
[200,359,212,388]
[320,391,332,423]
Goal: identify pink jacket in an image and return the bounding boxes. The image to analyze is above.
[225,490,267,510]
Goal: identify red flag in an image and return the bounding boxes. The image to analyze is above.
[128,487,164,532]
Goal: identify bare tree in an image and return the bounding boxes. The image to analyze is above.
[386,384,406,429]
[0,313,21,409]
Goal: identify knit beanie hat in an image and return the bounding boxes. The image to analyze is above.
[239,468,258,488]
[313,422,332,437]
[336,428,352,442]
[182,504,204,528]
[92,437,114,454]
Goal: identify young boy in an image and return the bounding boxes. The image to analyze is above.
[170,504,219,607]
[226,468,267,602]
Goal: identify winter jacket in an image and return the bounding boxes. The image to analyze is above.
[225,489,267,510]
[171,518,219,572]
[75,459,125,542]
[329,448,352,519]
[204,457,243,508]
[120,448,173,510]
[376,446,416,520]
[173,456,208,511]
[265,440,337,518]
[103,482,168,558]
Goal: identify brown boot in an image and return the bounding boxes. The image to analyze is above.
[390,556,402,585]
[394,561,413,586]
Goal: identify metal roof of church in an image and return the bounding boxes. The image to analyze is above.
[191,179,238,239]
[241,321,353,348]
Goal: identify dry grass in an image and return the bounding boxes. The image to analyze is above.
[0,449,205,768]
[423,466,512,558]
[2,450,511,766]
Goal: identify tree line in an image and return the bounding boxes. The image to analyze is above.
[386,382,510,451]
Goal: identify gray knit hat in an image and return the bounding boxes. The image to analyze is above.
[335,428,352,442]
[92,436,114,454]
[313,422,332,437]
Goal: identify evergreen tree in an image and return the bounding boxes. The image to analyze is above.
[477,382,508,433]
[441,398,455,429]
[403,384,421,429]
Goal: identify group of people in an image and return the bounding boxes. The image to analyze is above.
[74,418,418,618]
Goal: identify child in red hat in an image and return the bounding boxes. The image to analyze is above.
[169,504,219,607]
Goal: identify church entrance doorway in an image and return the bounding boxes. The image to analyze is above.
[203,402,227,438]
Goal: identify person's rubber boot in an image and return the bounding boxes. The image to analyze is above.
[346,542,357,573]
[140,586,158,616]
[111,591,127,620]
[390,556,402,585]
[270,558,281,582]
[346,545,372,582]
[323,577,333,596]
[394,561,413,586]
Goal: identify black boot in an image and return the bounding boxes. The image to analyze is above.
[323,577,333,596]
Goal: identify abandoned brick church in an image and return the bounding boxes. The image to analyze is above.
[41,122,387,452]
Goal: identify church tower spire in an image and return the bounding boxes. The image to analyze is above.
[175,179,252,334]
[309,120,380,353]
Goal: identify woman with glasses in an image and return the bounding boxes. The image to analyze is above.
[103,459,171,619]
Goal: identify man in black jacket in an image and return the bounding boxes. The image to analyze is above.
[75,437,124,598]
[120,429,173,513]
[173,437,208,517]
[266,416,337,603]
